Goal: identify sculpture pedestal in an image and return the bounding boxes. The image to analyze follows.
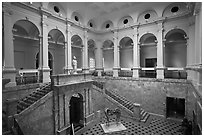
[100,122,127,133]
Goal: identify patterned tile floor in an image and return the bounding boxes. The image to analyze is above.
[82,115,184,135]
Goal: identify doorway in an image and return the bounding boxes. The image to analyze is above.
[166,97,185,119]
[69,93,84,131]
[145,58,157,78]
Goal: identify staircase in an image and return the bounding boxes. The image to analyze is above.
[93,81,150,123]
[17,83,51,114]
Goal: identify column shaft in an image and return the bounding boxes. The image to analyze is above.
[83,30,89,73]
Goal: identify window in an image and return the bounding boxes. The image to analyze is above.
[144,13,150,20]
[75,16,79,22]
[123,19,128,24]
[90,22,93,27]
[171,6,179,13]
[106,24,110,29]
[54,6,60,13]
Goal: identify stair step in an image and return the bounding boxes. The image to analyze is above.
[35,91,46,96]
[141,113,150,122]
[31,94,42,99]
[27,96,38,101]
[24,99,34,104]
[3,130,12,135]
[19,101,31,107]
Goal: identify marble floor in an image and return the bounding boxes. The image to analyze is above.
[81,114,184,135]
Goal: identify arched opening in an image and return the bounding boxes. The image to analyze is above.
[164,29,187,79]
[88,39,96,71]
[48,29,65,75]
[103,40,114,76]
[119,37,133,77]
[13,20,40,85]
[139,33,157,78]
[69,93,84,130]
[36,52,53,75]
[71,35,83,72]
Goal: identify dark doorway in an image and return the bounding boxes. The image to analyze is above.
[145,58,157,78]
[69,93,84,132]
[166,97,185,119]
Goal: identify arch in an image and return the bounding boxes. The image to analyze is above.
[117,15,134,27]
[119,37,133,68]
[88,39,96,69]
[13,20,40,70]
[71,35,83,69]
[48,29,65,44]
[164,29,187,68]
[138,31,157,41]
[101,20,114,30]
[139,33,157,78]
[48,29,65,75]
[162,2,188,17]
[69,93,84,127]
[103,40,114,69]
[13,19,40,38]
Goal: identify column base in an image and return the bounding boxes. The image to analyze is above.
[64,66,73,75]
[2,68,17,87]
[82,67,90,74]
[113,67,120,77]
[132,67,140,78]
[38,67,51,83]
[95,68,104,76]
[157,69,164,79]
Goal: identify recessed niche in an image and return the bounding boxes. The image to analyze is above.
[144,13,150,19]
[106,24,110,29]
[123,19,128,24]
[75,16,79,22]
[171,6,179,13]
[89,22,93,27]
[54,6,60,13]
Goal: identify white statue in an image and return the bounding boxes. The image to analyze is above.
[72,56,77,74]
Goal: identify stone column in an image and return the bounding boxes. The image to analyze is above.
[132,26,140,78]
[156,22,164,79]
[39,14,50,83]
[2,4,16,87]
[64,23,72,74]
[113,31,120,77]
[95,39,104,76]
[82,29,89,73]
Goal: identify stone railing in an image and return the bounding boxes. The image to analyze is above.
[51,73,92,85]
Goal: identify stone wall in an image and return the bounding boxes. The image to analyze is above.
[95,77,201,120]
[15,92,54,135]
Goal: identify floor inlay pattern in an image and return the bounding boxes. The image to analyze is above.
[82,115,184,135]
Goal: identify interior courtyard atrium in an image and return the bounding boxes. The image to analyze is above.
[2,2,202,135]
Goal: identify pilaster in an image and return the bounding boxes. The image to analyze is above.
[132,26,140,78]
[113,30,120,77]
[2,5,16,87]
[156,22,164,79]
[95,39,104,76]
[82,29,89,74]
[39,14,51,83]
